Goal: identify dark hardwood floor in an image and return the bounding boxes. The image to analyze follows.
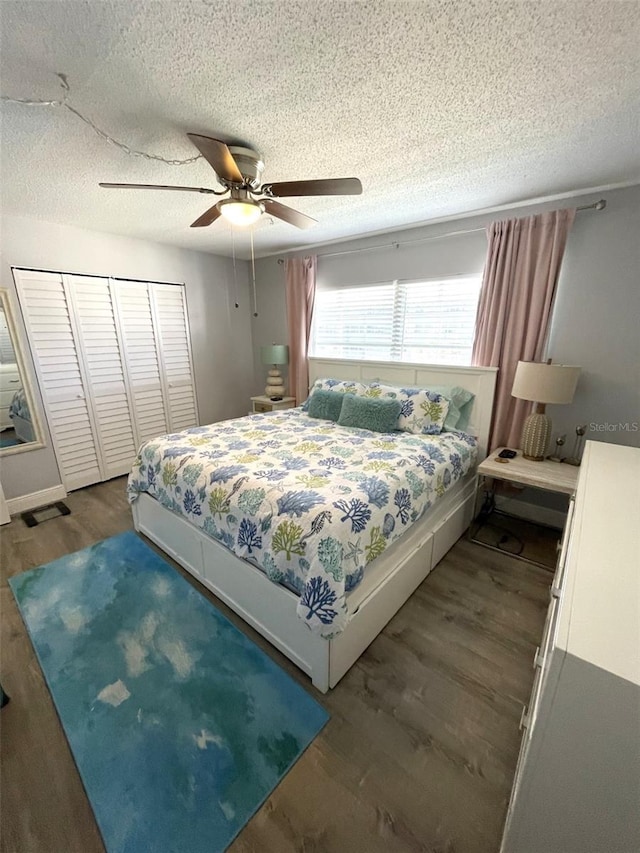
[0,477,553,853]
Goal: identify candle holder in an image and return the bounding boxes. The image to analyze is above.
[563,424,587,466]
[547,434,566,462]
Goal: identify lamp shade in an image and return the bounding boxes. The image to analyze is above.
[260,344,289,366]
[511,361,580,405]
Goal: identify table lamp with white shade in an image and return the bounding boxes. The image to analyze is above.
[511,360,581,461]
[261,344,289,400]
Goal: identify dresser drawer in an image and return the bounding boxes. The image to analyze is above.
[542,596,561,660]
[531,595,560,675]
[253,401,271,413]
[551,494,575,598]
[520,654,545,737]
[506,719,532,828]
[522,593,561,740]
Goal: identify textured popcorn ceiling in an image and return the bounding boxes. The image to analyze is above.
[1,0,639,258]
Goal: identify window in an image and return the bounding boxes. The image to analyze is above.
[310,276,482,366]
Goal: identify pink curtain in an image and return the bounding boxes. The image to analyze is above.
[285,256,317,404]
[472,208,576,452]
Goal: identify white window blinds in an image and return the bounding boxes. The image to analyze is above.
[310,276,482,365]
[311,283,397,362]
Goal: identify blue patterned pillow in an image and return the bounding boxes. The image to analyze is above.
[307,389,346,422]
[301,378,367,411]
[337,394,402,433]
[363,383,450,435]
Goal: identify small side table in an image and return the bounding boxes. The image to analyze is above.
[472,448,580,567]
[250,395,296,414]
[477,448,579,496]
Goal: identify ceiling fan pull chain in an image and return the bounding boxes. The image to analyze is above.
[250,230,258,318]
[231,229,239,309]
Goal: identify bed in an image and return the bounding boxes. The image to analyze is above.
[130,358,497,691]
[9,388,35,443]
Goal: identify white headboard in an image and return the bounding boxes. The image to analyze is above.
[308,357,498,461]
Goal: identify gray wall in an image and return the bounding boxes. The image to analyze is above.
[253,185,640,450]
[547,186,640,448]
[251,219,488,396]
[0,214,253,501]
[250,255,290,397]
[3,184,637,504]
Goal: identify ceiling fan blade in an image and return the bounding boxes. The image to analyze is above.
[264,177,362,197]
[262,199,317,230]
[190,203,222,228]
[99,182,216,194]
[187,134,244,184]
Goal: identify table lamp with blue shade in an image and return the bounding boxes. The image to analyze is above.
[511,360,581,460]
[261,344,289,400]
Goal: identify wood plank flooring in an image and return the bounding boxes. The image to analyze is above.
[470,511,562,569]
[0,477,553,853]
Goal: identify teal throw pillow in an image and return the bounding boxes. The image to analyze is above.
[429,385,475,431]
[337,394,402,433]
[307,389,346,422]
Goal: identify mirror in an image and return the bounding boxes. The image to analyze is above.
[0,288,45,455]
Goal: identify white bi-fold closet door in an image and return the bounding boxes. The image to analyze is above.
[14,269,199,491]
[112,279,170,446]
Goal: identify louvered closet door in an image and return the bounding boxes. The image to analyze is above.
[65,275,138,479]
[150,283,199,431]
[14,270,102,490]
[112,281,169,444]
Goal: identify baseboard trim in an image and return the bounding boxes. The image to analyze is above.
[495,496,567,530]
[6,484,68,516]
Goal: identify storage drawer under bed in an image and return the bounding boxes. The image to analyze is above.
[431,492,475,566]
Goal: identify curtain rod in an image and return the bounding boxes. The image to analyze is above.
[276,199,606,264]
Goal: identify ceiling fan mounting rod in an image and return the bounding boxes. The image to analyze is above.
[227,145,264,189]
[227,187,252,201]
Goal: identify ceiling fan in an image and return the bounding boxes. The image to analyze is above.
[99,133,363,230]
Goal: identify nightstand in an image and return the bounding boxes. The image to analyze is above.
[472,448,580,568]
[250,395,296,414]
[477,448,579,496]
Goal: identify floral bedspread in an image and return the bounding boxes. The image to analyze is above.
[127,409,477,636]
[9,388,30,421]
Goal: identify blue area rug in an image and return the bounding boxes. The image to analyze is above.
[10,531,328,853]
[0,435,19,448]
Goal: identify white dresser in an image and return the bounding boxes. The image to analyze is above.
[501,440,640,853]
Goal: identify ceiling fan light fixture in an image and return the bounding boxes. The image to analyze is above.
[218,198,263,226]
